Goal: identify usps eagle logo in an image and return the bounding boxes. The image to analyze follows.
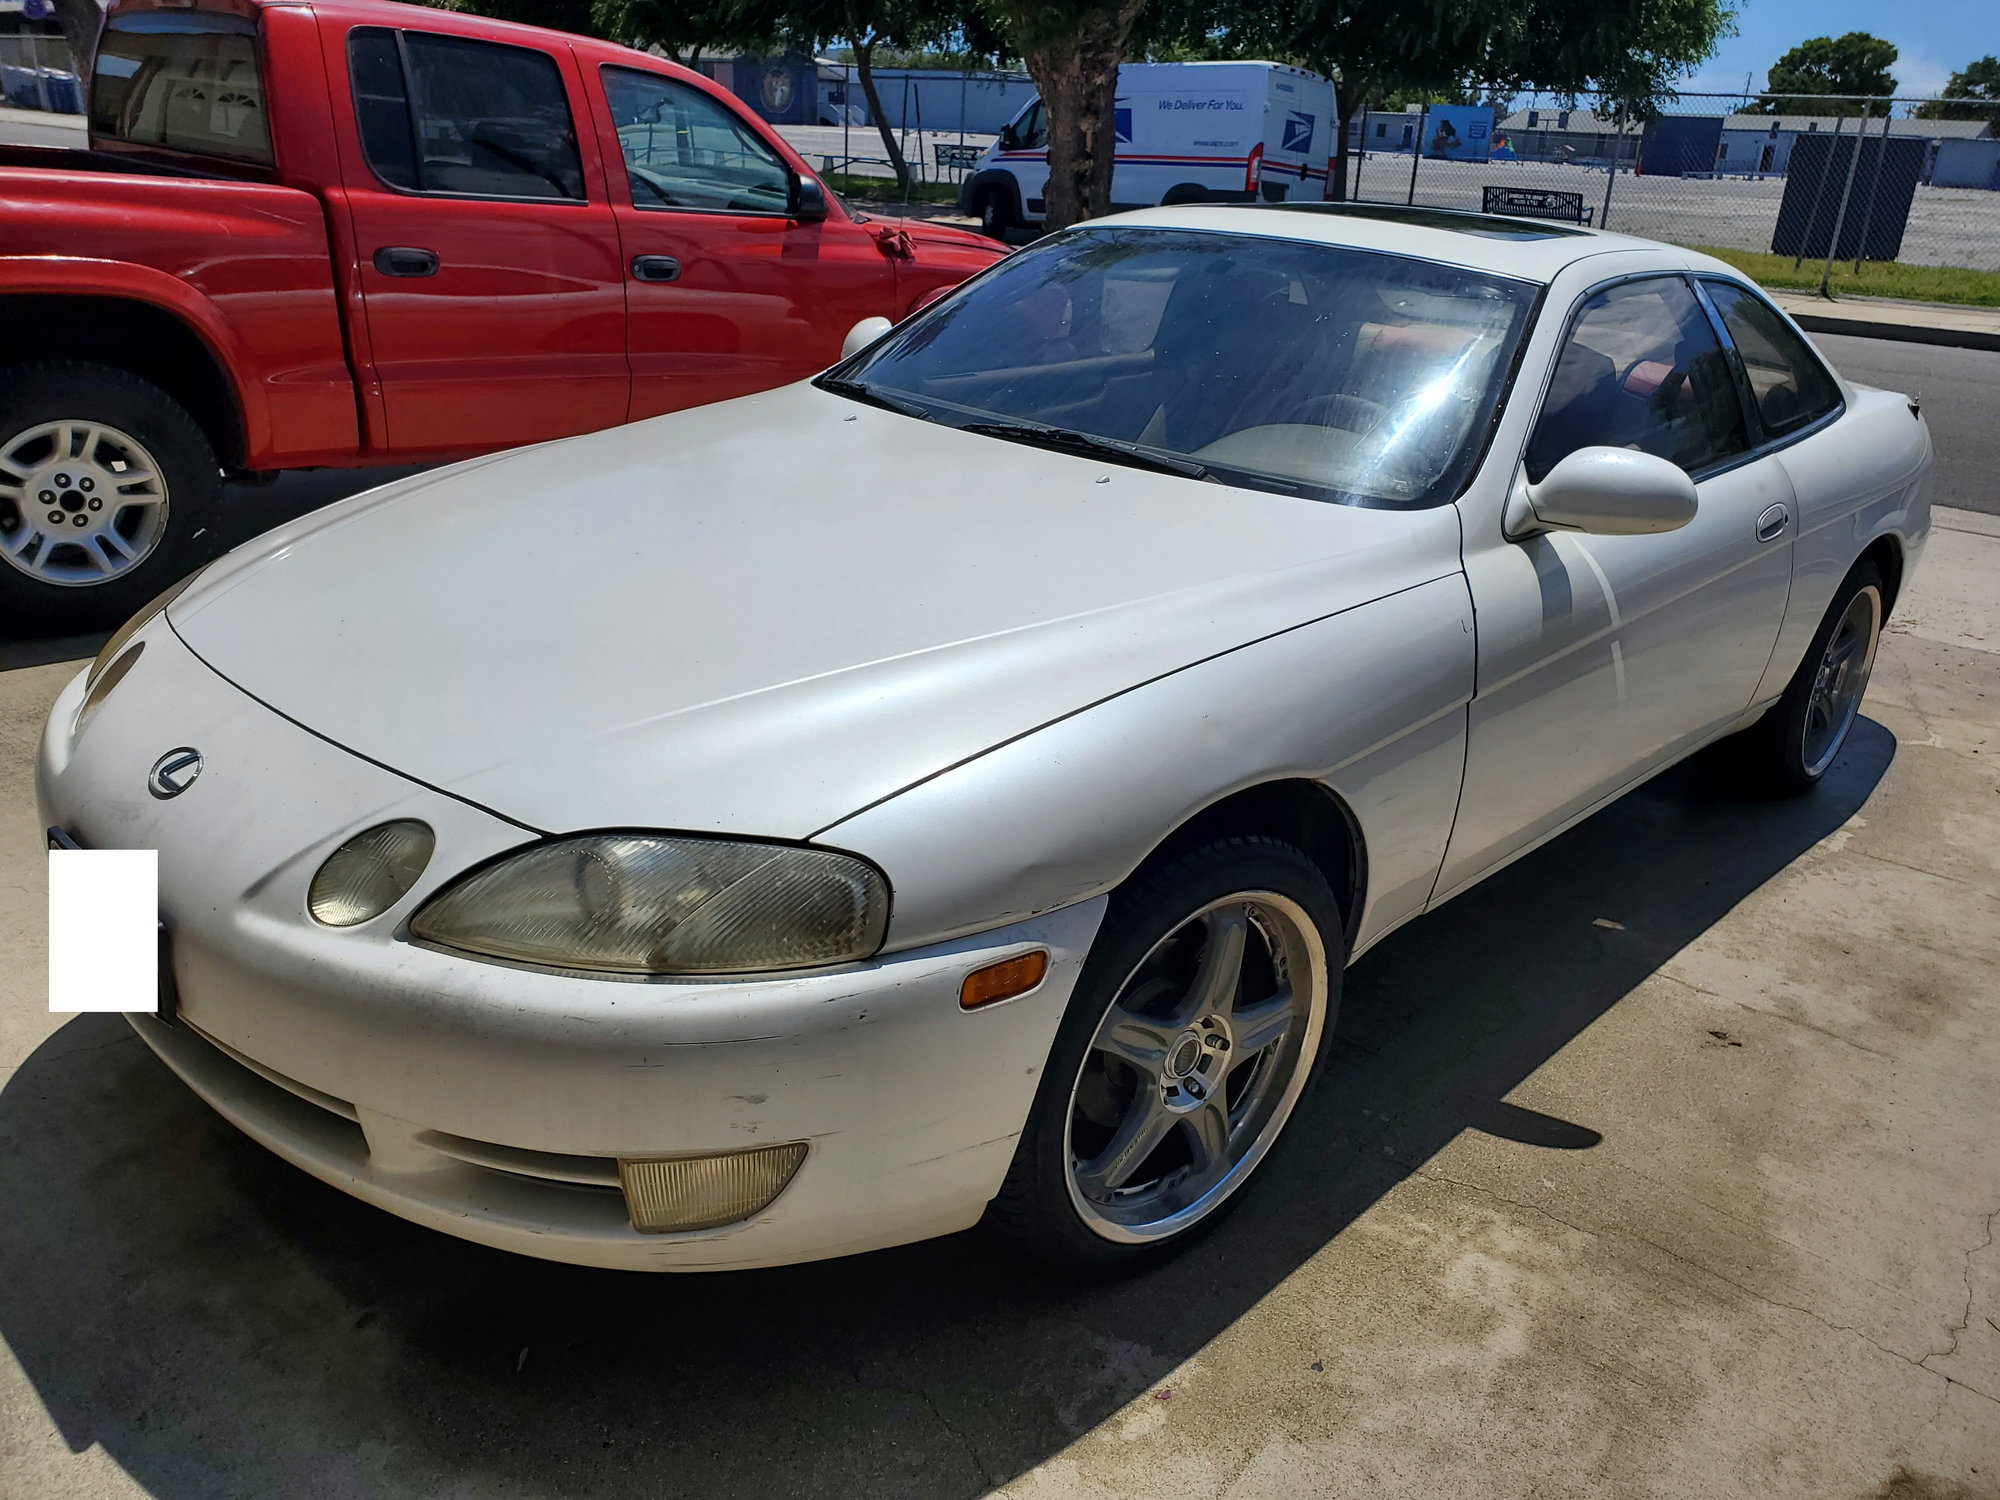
[1282,112,1315,153]
[1114,101,1134,144]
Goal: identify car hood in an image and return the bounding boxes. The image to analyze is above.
[867,213,1001,257]
[169,385,1460,838]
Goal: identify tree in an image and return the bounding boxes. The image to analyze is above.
[1757,33,1898,115]
[1158,0,1733,203]
[1914,56,2000,120]
[984,0,1151,230]
[591,0,770,67]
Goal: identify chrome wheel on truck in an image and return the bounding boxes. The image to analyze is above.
[988,837,1342,1268]
[0,362,221,635]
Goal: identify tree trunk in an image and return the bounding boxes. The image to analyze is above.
[1020,0,1147,231]
[51,0,104,78]
[852,35,911,193]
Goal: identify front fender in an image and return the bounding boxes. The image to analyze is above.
[822,575,1476,958]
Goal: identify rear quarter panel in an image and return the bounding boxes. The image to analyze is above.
[1752,383,1933,704]
[0,170,359,466]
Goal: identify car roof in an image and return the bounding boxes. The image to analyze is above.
[1093,203,1738,286]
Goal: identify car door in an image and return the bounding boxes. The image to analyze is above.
[334,23,627,455]
[587,64,901,422]
[1437,270,1796,901]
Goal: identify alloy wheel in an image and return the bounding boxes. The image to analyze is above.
[1801,584,1882,778]
[1063,892,1327,1243]
[0,420,171,587]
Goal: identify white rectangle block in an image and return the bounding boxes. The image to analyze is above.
[48,848,158,1013]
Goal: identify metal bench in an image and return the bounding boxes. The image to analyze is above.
[1481,186,1594,226]
[934,143,985,175]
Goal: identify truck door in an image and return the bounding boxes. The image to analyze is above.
[333,24,627,455]
[585,63,900,421]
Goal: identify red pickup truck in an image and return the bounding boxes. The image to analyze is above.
[0,0,1003,630]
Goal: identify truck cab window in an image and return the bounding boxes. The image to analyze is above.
[600,67,792,215]
[347,28,585,201]
[89,10,271,165]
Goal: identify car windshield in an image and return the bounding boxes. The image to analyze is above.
[830,227,1538,508]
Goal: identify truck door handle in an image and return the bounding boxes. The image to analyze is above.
[372,246,439,278]
[631,254,681,283]
[1756,503,1790,543]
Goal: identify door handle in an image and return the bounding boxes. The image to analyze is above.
[372,246,439,278]
[631,254,681,283]
[1756,503,1790,543]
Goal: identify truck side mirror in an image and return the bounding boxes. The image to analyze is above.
[792,174,829,224]
[997,124,1020,151]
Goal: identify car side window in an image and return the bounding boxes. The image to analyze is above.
[1525,275,1750,483]
[601,66,793,215]
[1703,281,1843,439]
[348,27,585,201]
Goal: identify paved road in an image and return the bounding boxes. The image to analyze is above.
[1816,332,2000,518]
[0,104,84,150]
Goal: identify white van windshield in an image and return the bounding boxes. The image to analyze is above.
[832,227,1536,509]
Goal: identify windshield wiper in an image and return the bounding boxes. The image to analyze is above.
[960,422,1214,481]
[817,377,931,420]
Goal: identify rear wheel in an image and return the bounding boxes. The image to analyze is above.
[0,361,221,635]
[987,837,1343,1270]
[975,185,1016,240]
[1728,559,1885,796]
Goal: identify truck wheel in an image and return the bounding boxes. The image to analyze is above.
[1162,184,1211,206]
[975,186,1015,240]
[0,361,221,636]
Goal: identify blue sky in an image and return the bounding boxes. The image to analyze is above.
[1680,0,1998,99]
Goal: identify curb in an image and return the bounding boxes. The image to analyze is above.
[1781,307,2000,354]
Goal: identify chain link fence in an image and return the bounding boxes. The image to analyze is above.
[1349,90,2000,274]
[0,34,81,114]
[770,63,1024,188]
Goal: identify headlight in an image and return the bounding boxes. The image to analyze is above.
[88,573,195,690]
[409,835,890,976]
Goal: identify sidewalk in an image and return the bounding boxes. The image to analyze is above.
[1770,290,2000,353]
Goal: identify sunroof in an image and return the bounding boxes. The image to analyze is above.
[1251,202,1592,240]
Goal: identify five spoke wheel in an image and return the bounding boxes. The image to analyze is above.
[1064,891,1326,1243]
[1801,583,1882,779]
[0,418,170,588]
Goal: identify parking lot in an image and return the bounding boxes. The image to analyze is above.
[1,326,1997,1496]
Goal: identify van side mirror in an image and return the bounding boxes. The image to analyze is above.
[792,174,829,223]
[997,123,1020,150]
[1514,447,1698,537]
[841,317,893,360]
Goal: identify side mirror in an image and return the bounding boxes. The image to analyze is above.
[792,174,829,224]
[841,316,893,360]
[998,123,1020,150]
[1517,447,1697,536]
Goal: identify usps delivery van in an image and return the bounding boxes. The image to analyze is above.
[958,61,1339,237]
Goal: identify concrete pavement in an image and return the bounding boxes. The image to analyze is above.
[0,509,1995,1499]
[1773,292,2000,355]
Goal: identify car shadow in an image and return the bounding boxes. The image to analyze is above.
[0,722,1894,1499]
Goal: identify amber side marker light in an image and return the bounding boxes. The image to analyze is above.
[960,950,1049,1010]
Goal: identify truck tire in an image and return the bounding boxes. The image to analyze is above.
[0,361,222,636]
[974,184,1016,240]
[1161,184,1211,206]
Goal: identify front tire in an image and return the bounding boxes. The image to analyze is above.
[1730,559,1885,796]
[987,837,1344,1271]
[0,361,221,635]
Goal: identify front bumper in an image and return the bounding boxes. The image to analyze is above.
[38,628,1104,1270]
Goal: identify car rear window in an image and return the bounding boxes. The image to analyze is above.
[89,9,271,165]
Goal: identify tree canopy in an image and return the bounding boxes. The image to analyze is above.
[1756,32,1898,114]
[1913,56,2000,121]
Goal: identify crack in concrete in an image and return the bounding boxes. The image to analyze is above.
[1921,1205,1998,1370]
[1406,1165,2000,1411]
[920,1387,998,1489]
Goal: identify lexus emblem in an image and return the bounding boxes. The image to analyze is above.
[148,747,204,799]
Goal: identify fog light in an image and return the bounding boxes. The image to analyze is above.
[618,1142,808,1233]
[960,949,1048,1009]
[308,820,435,927]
